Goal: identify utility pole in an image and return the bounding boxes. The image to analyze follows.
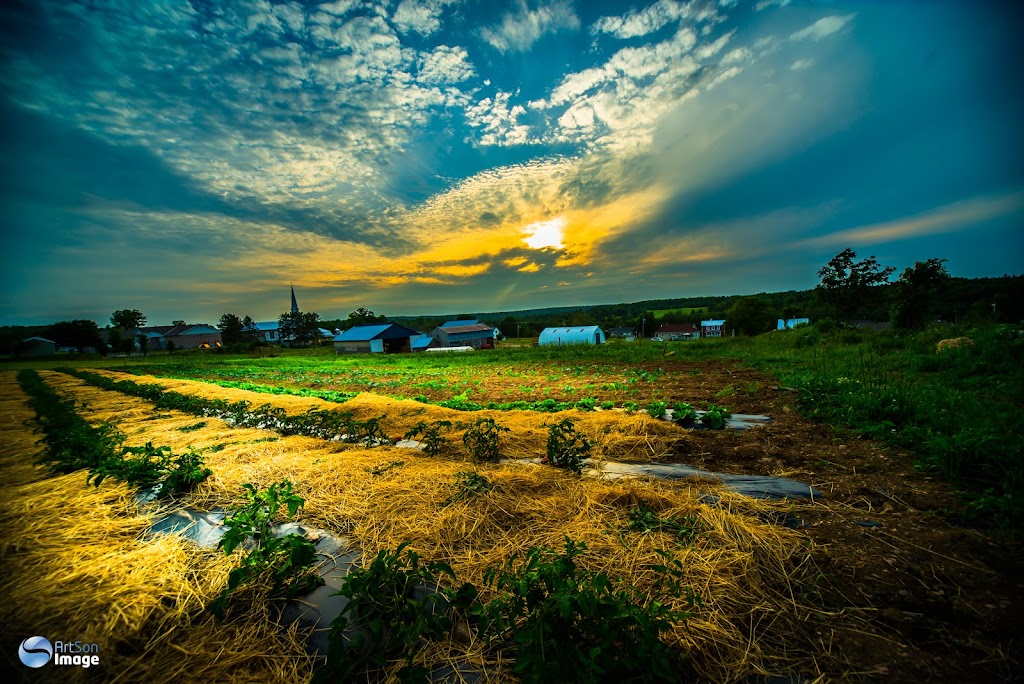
[641,315,645,345]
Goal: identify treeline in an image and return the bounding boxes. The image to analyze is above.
[394,273,1023,338]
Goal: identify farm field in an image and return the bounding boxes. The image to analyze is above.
[2,324,1021,682]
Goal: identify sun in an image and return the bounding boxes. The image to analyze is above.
[522,217,566,250]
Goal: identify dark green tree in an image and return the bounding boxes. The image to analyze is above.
[218,315,245,348]
[279,310,322,346]
[815,249,895,322]
[45,319,105,353]
[107,327,123,356]
[139,334,149,357]
[726,297,777,336]
[346,308,386,328]
[111,309,147,331]
[890,258,950,329]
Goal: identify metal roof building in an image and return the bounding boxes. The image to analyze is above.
[429,322,495,349]
[334,323,419,354]
[537,326,606,346]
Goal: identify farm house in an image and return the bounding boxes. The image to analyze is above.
[538,326,606,346]
[429,321,495,349]
[333,323,419,354]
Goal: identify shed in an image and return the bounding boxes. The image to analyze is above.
[429,322,495,349]
[538,326,606,346]
[18,337,57,357]
[777,318,810,330]
[410,334,439,352]
[334,324,419,354]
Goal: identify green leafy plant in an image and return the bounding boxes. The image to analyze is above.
[646,401,669,419]
[317,542,476,683]
[365,460,404,477]
[87,442,171,489]
[403,420,453,456]
[672,402,698,425]
[210,479,324,617]
[462,417,509,463]
[476,538,696,683]
[176,421,208,432]
[163,448,214,493]
[443,471,494,506]
[599,401,615,410]
[700,404,732,429]
[626,504,700,544]
[545,418,592,474]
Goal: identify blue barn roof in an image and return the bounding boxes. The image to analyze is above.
[334,324,418,342]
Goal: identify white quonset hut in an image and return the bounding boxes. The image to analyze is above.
[538,326,606,346]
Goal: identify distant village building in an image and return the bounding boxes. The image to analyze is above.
[777,318,810,330]
[410,334,439,352]
[333,324,419,354]
[608,327,637,339]
[137,324,222,350]
[18,337,57,357]
[538,326,606,346]
[430,321,495,349]
[657,323,700,340]
[700,319,726,338]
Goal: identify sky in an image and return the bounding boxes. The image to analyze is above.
[1,0,1021,326]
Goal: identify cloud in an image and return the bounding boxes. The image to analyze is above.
[464,91,531,146]
[790,14,856,42]
[418,45,476,84]
[392,0,459,37]
[755,0,790,11]
[480,0,580,53]
[591,0,687,39]
[801,190,1024,248]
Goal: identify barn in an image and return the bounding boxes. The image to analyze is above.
[333,324,419,354]
[538,326,606,346]
[18,337,57,357]
[429,321,495,349]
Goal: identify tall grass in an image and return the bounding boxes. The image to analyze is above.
[740,323,1024,531]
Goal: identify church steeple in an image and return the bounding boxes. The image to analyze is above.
[291,284,299,314]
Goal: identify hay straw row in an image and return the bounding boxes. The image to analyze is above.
[0,371,319,683]
[25,369,880,681]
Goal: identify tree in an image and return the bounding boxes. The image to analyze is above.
[107,327,123,356]
[890,258,950,329]
[45,319,105,353]
[172,319,186,327]
[111,309,147,331]
[726,297,777,336]
[241,315,259,344]
[346,307,386,328]
[815,249,895,322]
[278,310,322,346]
[218,313,245,345]
[138,334,149,357]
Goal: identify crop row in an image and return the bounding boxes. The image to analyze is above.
[58,368,392,446]
[16,369,211,494]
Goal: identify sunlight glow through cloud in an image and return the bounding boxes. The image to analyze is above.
[522,217,567,250]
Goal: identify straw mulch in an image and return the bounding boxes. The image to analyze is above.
[14,370,871,681]
[0,372,315,683]
[84,369,698,462]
